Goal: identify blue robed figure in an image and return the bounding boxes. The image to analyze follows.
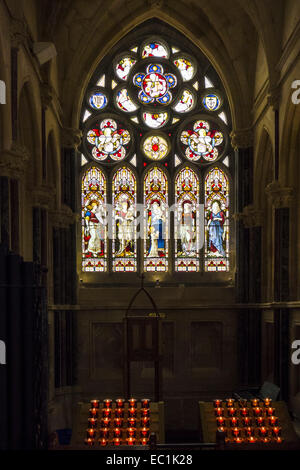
[207,200,225,256]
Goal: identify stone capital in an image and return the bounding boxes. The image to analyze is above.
[31,185,56,209]
[265,180,294,208]
[49,205,79,228]
[230,128,254,150]
[234,204,263,228]
[0,142,29,178]
[61,127,82,149]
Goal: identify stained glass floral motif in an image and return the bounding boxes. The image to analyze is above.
[142,42,169,59]
[180,120,223,162]
[112,167,137,272]
[175,167,199,272]
[174,58,195,81]
[133,64,176,105]
[116,89,138,112]
[89,92,107,110]
[86,119,130,162]
[142,135,169,160]
[143,112,168,128]
[205,167,229,271]
[173,89,195,113]
[115,57,137,80]
[82,167,107,272]
[144,167,168,272]
[203,93,221,111]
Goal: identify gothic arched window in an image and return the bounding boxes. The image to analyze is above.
[80,24,233,276]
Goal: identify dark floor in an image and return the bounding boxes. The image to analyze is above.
[165,429,200,443]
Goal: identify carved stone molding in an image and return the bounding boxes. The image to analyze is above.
[40,83,54,110]
[61,127,82,149]
[230,128,254,150]
[147,0,164,8]
[234,204,264,228]
[0,142,29,178]
[49,205,79,228]
[265,180,294,208]
[10,17,30,49]
[31,185,56,209]
[267,85,281,111]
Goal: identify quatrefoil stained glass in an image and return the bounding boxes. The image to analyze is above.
[86,119,131,162]
[180,120,224,162]
[133,64,177,105]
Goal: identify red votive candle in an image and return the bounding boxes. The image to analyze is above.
[128,398,137,408]
[141,438,148,445]
[217,427,227,436]
[264,398,272,407]
[86,428,96,438]
[274,436,283,443]
[251,398,259,407]
[100,427,109,438]
[89,408,98,418]
[128,417,136,427]
[244,427,254,436]
[102,408,111,418]
[242,417,252,426]
[141,427,150,438]
[114,428,122,438]
[253,407,262,416]
[234,437,243,444]
[213,399,222,408]
[127,437,136,446]
[266,407,275,417]
[232,427,241,437]
[85,437,94,446]
[229,417,239,427]
[127,427,136,438]
[115,408,124,418]
[256,417,265,427]
[141,399,150,409]
[259,427,268,437]
[240,408,249,417]
[88,418,97,428]
[216,417,225,426]
[114,418,123,427]
[215,407,224,417]
[115,398,125,408]
[268,416,278,426]
[272,427,281,436]
[99,438,107,446]
[248,436,256,444]
[113,438,121,446]
[228,407,236,417]
[261,437,271,443]
[128,407,137,418]
[226,398,235,408]
[141,408,150,417]
[141,417,150,427]
[90,399,99,409]
[103,399,112,408]
[101,418,110,428]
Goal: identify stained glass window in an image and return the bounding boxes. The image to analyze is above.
[175,167,200,272]
[112,167,137,272]
[80,31,233,276]
[142,135,169,160]
[205,167,229,271]
[144,167,168,272]
[82,167,107,272]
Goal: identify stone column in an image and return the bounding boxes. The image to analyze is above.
[266,181,294,400]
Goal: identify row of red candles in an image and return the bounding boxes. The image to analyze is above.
[217,426,281,437]
[88,416,150,428]
[216,416,279,427]
[89,408,150,418]
[87,427,150,438]
[85,437,149,446]
[215,407,277,417]
[90,398,150,409]
[213,398,272,408]
[223,436,283,444]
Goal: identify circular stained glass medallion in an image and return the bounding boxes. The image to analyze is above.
[142,134,169,160]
